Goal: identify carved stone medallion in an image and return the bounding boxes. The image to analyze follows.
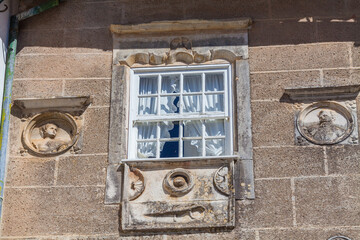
[163,168,194,197]
[214,165,230,195]
[297,102,354,145]
[22,112,79,156]
[128,168,145,201]
[328,236,352,240]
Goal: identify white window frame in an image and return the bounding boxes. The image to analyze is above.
[127,64,234,161]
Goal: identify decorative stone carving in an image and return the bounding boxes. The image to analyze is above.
[328,236,352,240]
[297,102,354,145]
[163,168,194,197]
[282,85,360,146]
[170,37,192,50]
[121,160,235,231]
[214,165,231,196]
[128,168,145,201]
[22,112,79,156]
[145,203,206,222]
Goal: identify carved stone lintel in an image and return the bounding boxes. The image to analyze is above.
[119,49,241,67]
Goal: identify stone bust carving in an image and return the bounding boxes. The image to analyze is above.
[31,123,70,154]
[303,110,346,142]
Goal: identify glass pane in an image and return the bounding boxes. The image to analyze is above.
[137,141,157,158]
[183,74,202,93]
[161,75,180,93]
[183,140,202,157]
[184,120,202,137]
[160,141,179,158]
[138,97,157,115]
[183,94,202,113]
[160,121,178,138]
[205,139,225,156]
[205,119,225,137]
[139,76,158,95]
[137,122,157,139]
[160,96,179,114]
[205,94,224,112]
[205,73,224,92]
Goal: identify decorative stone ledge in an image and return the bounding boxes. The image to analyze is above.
[110,19,252,35]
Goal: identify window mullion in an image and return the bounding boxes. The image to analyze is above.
[179,120,183,157]
[157,74,161,116]
[202,120,206,156]
[202,72,205,114]
[156,122,160,158]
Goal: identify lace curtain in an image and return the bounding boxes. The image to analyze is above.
[137,74,225,158]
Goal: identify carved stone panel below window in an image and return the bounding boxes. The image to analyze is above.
[121,159,235,231]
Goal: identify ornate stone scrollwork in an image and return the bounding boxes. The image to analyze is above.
[214,165,231,196]
[297,101,354,145]
[128,168,145,201]
[120,49,240,67]
[170,37,192,50]
[163,168,194,197]
[22,112,79,156]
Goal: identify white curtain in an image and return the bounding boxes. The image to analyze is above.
[160,75,179,114]
[138,77,158,115]
[183,73,225,156]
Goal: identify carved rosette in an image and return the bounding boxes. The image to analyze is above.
[22,112,79,156]
[163,168,194,197]
[297,102,354,145]
[128,168,145,201]
[214,165,230,195]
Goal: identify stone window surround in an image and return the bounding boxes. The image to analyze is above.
[105,19,255,204]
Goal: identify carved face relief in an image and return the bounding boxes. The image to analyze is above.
[22,112,79,156]
[297,102,354,145]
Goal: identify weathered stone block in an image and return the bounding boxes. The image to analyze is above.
[254,146,325,178]
[82,107,110,154]
[64,79,111,106]
[238,179,293,228]
[64,28,112,52]
[295,176,360,226]
[251,70,321,100]
[12,80,63,99]
[14,54,112,79]
[270,0,350,19]
[259,228,360,240]
[251,102,294,147]
[57,155,107,186]
[353,45,360,67]
[323,69,360,87]
[249,20,316,47]
[317,21,360,43]
[5,157,55,186]
[249,43,351,72]
[327,145,360,175]
[1,187,118,236]
[17,29,65,55]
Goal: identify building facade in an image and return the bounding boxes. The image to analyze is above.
[0,0,360,239]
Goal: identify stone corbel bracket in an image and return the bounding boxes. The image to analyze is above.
[281,85,360,146]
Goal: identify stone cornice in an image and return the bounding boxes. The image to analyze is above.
[110,18,252,35]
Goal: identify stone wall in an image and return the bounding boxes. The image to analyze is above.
[1,0,360,239]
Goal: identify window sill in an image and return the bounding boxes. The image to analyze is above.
[121,155,238,163]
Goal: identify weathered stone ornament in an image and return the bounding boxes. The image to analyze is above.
[121,160,235,231]
[163,168,194,197]
[328,236,352,240]
[128,168,145,201]
[214,165,230,195]
[22,112,79,156]
[297,102,354,145]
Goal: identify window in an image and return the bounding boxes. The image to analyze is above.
[128,64,233,160]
